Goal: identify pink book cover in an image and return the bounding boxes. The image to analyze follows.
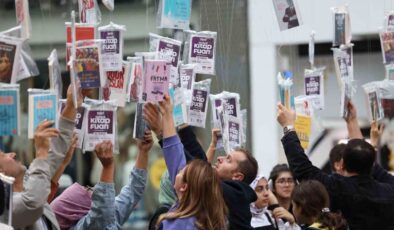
[143,60,170,102]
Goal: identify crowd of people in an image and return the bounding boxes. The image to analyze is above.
[1,85,394,230]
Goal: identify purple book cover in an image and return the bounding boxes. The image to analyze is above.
[87,110,113,134]
[305,75,320,96]
[228,121,240,144]
[222,97,237,117]
[157,40,180,68]
[143,60,170,102]
[180,68,194,89]
[190,36,214,59]
[101,30,120,54]
[190,89,208,112]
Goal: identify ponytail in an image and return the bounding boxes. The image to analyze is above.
[318,209,347,230]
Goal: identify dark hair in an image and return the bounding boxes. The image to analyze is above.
[149,203,171,230]
[234,148,258,184]
[269,164,294,189]
[329,144,346,172]
[292,180,347,230]
[343,139,375,175]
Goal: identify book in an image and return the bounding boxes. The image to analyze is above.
[99,24,124,71]
[187,31,217,75]
[0,85,20,136]
[169,86,188,127]
[74,44,104,89]
[0,38,21,84]
[223,114,242,153]
[157,0,191,30]
[28,90,58,139]
[84,102,116,152]
[380,31,394,64]
[104,61,130,107]
[272,0,302,31]
[142,59,170,102]
[133,102,149,140]
[294,115,312,150]
[48,49,63,99]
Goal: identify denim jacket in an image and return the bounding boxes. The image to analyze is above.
[71,168,147,230]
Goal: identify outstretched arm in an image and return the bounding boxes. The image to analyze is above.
[114,130,153,225]
[345,101,363,139]
[277,103,333,186]
[206,128,221,163]
[160,95,186,185]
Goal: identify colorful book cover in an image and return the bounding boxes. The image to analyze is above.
[380,31,394,64]
[84,109,115,152]
[79,0,98,24]
[100,29,123,71]
[142,60,170,102]
[0,88,19,136]
[65,23,95,64]
[104,61,130,107]
[28,93,57,139]
[0,39,19,84]
[74,46,102,88]
[294,115,312,150]
[133,102,149,140]
[158,0,191,29]
[189,34,216,75]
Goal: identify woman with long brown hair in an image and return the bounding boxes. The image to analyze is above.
[155,94,228,230]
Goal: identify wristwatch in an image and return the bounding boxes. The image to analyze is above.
[283,125,295,135]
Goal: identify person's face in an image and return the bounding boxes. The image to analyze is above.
[334,158,345,176]
[174,167,188,198]
[254,178,270,209]
[0,151,25,178]
[214,150,246,181]
[274,172,295,199]
[0,55,11,76]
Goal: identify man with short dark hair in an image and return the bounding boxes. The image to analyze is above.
[277,103,394,230]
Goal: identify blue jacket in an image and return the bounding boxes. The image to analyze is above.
[71,168,147,230]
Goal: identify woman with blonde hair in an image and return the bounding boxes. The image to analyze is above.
[155,94,228,230]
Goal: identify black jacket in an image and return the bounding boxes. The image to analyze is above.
[178,126,257,230]
[282,131,394,230]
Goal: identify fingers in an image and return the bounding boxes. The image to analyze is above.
[36,120,55,132]
[277,102,285,111]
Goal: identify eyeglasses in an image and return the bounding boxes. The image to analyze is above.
[276,177,295,185]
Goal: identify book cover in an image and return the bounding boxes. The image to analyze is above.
[169,87,187,127]
[142,60,170,102]
[128,61,143,102]
[28,93,57,139]
[380,31,394,64]
[272,0,301,31]
[104,61,130,107]
[0,39,19,84]
[157,38,181,83]
[304,70,324,110]
[188,88,208,128]
[223,114,242,153]
[48,49,63,99]
[334,13,346,46]
[0,88,19,136]
[84,108,115,152]
[158,0,191,30]
[294,115,312,150]
[100,29,123,71]
[74,46,102,89]
[189,34,216,75]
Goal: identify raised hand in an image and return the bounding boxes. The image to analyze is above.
[137,130,154,153]
[94,141,114,169]
[345,100,357,123]
[370,120,384,148]
[63,133,78,166]
[34,120,60,160]
[143,103,162,137]
[277,103,296,128]
[272,206,296,225]
[159,94,173,117]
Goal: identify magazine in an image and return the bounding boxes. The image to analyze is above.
[142,59,170,102]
